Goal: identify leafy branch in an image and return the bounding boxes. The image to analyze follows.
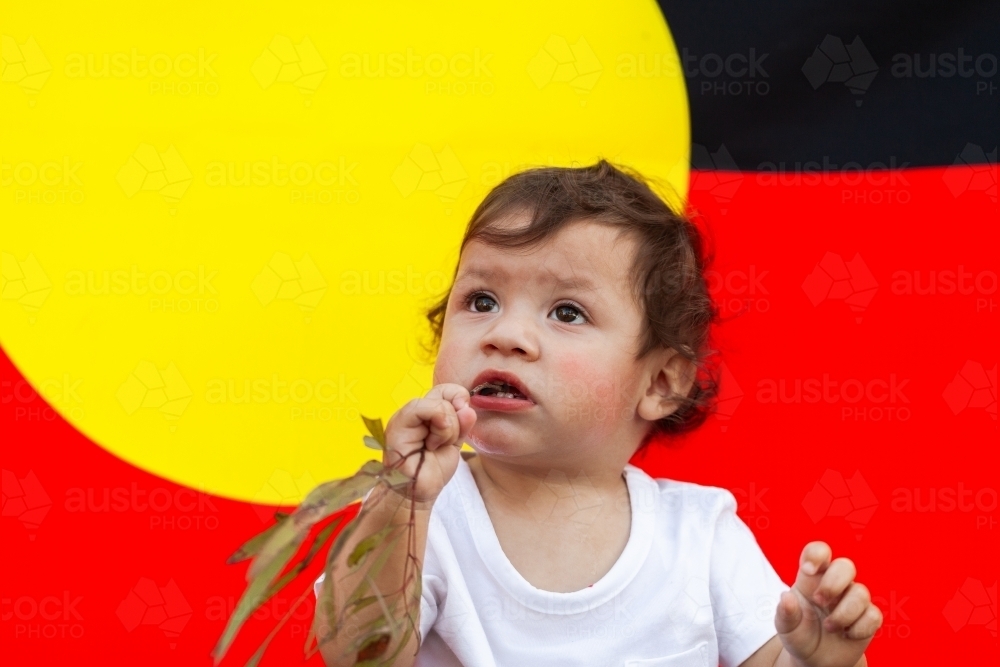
[212,414,426,667]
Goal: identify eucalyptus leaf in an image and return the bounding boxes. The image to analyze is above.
[213,540,297,665]
[217,412,426,667]
[361,414,386,447]
[356,530,404,586]
[347,523,401,569]
[363,435,384,451]
[381,622,416,667]
[249,467,380,579]
[356,632,391,662]
[226,513,290,564]
[245,519,308,581]
[381,467,413,489]
[263,517,342,598]
[243,580,314,667]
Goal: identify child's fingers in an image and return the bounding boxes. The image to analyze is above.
[774,590,803,635]
[845,603,883,640]
[384,397,455,455]
[425,382,472,413]
[456,405,477,440]
[419,399,460,451]
[423,383,476,447]
[822,582,870,632]
[812,557,857,609]
[793,541,832,601]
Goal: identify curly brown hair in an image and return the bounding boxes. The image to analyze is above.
[420,159,720,446]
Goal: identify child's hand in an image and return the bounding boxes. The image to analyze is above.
[382,383,477,507]
[774,542,882,667]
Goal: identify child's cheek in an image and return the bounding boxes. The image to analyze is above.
[552,354,632,426]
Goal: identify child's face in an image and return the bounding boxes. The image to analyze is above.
[433,216,675,465]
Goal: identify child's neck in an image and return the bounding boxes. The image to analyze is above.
[465,449,632,506]
[464,451,634,593]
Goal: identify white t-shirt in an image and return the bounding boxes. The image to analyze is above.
[315,454,789,667]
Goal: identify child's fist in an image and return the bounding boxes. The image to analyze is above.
[382,383,477,507]
[775,541,882,667]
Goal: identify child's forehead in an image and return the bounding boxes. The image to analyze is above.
[457,221,637,291]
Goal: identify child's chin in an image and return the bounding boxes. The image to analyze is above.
[466,431,524,457]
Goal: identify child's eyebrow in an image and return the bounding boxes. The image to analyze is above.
[457,267,599,292]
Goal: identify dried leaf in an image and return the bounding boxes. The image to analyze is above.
[325,500,373,572]
[345,595,380,615]
[347,524,396,569]
[384,622,416,666]
[360,414,386,447]
[213,540,297,665]
[356,632,391,661]
[355,530,404,584]
[249,465,381,579]
[264,516,342,597]
[381,468,413,489]
[243,580,315,667]
[227,513,291,564]
[218,412,427,667]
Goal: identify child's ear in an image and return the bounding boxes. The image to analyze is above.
[636,348,697,422]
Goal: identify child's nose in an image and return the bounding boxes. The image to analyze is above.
[479,313,539,359]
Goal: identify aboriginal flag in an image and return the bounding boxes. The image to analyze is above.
[1,2,995,666]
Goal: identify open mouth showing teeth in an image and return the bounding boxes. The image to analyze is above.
[472,381,527,400]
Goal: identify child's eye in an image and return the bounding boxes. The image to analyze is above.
[464,291,498,313]
[462,290,588,324]
[550,303,588,325]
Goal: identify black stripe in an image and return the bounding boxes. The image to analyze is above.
[656,0,998,168]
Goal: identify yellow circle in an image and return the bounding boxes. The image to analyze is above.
[0,1,690,502]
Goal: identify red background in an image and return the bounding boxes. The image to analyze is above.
[2,165,997,665]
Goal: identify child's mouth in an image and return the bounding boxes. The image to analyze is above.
[472,381,526,399]
[470,380,535,411]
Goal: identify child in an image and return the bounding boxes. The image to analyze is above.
[313,160,882,667]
